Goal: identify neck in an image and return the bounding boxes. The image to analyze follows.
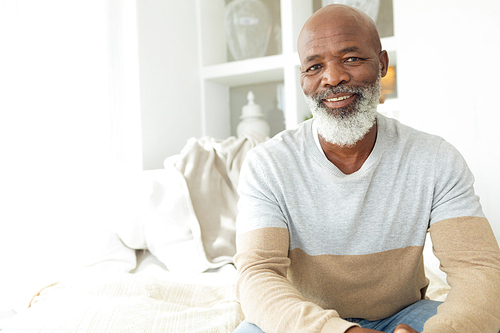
[319,121,377,175]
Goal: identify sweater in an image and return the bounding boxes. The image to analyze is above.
[234,114,500,333]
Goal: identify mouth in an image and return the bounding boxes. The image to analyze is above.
[325,94,353,102]
[322,93,357,109]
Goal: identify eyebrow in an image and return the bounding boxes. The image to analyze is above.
[339,46,362,54]
[304,54,321,63]
[303,46,363,64]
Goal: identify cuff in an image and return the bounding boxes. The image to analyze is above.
[320,318,360,333]
[423,323,457,333]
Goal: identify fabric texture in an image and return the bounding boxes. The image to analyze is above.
[2,272,244,333]
[235,114,500,333]
[88,132,266,274]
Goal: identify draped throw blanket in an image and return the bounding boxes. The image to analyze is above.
[171,133,266,269]
[84,132,266,274]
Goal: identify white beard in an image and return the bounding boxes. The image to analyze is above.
[304,73,382,148]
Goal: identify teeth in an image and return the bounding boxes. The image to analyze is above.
[326,95,352,102]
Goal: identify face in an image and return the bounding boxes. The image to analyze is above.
[298,6,388,118]
[298,6,389,146]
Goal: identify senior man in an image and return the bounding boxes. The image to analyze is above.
[233,4,500,333]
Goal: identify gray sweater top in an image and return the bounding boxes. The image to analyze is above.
[235,114,500,333]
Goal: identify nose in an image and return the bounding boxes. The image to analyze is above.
[321,63,350,87]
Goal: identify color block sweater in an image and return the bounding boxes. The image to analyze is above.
[235,114,500,333]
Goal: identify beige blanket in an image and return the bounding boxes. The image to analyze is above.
[3,270,449,332]
[3,273,244,333]
[92,133,266,274]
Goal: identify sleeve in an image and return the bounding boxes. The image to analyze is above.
[234,151,358,333]
[423,141,500,333]
[429,140,484,224]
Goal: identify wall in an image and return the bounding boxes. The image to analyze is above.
[0,0,203,312]
[136,0,202,170]
[395,0,500,240]
[0,0,114,311]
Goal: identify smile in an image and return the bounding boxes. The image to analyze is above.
[325,95,353,102]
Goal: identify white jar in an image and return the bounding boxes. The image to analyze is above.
[237,91,270,138]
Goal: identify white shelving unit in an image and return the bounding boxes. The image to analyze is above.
[196,0,398,139]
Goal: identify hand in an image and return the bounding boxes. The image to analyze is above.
[345,323,419,333]
[394,324,419,333]
[346,327,383,332]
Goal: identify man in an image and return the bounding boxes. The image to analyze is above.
[233,4,500,333]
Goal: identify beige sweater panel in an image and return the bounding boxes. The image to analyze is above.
[235,227,359,333]
[424,217,500,333]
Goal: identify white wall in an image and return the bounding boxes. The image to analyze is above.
[136,0,202,170]
[395,0,500,240]
[0,0,114,311]
[0,0,203,312]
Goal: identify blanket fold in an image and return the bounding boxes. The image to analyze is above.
[3,273,245,333]
[172,133,266,270]
[88,133,265,274]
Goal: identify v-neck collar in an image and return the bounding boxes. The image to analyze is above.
[309,114,387,179]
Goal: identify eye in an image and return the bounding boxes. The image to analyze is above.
[305,64,322,73]
[345,57,361,63]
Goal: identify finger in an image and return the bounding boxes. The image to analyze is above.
[394,329,410,333]
[394,323,418,333]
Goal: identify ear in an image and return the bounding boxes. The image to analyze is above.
[379,50,389,77]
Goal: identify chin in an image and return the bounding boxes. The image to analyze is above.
[311,103,377,147]
[323,103,357,120]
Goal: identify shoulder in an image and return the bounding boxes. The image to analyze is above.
[380,114,450,160]
[382,115,444,147]
[377,115,474,182]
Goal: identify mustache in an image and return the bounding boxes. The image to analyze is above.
[311,85,365,102]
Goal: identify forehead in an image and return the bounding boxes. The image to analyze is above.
[300,27,371,60]
[302,26,367,52]
[297,9,379,61]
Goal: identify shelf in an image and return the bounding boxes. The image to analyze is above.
[201,54,286,87]
[198,0,399,138]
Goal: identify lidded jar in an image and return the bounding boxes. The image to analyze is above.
[237,91,270,137]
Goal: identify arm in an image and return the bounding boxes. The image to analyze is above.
[235,228,358,333]
[422,141,500,333]
[234,154,358,333]
[424,216,500,333]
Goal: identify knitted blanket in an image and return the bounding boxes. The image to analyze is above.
[3,272,244,332]
[91,133,266,274]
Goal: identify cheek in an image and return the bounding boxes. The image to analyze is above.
[300,76,319,96]
[352,65,380,85]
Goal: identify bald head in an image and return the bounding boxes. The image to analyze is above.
[298,5,382,61]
